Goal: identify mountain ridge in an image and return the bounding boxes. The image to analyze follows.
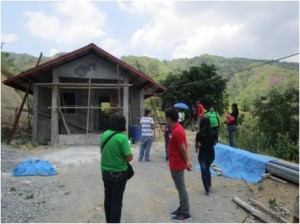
[2,51,299,112]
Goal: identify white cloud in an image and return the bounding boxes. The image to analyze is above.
[100,37,126,58]
[2,33,19,43]
[24,11,61,40]
[23,1,107,44]
[125,1,298,60]
[48,48,60,57]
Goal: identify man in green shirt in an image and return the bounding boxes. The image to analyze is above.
[205,105,221,140]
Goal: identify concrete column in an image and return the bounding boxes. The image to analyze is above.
[51,69,59,145]
[32,84,38,143]
[123,77,129,135]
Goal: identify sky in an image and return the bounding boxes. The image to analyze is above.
[1,1,299,62]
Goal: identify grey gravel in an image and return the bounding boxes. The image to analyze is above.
[2,139,295,223]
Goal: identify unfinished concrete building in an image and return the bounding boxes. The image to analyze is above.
[3,43,166,145]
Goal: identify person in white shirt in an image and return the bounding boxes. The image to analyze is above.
[139,109,155,162]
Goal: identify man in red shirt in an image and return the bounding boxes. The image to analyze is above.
[197,101,205,126]
[165,108,192,222]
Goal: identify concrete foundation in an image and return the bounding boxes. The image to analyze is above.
[58,134,100,146]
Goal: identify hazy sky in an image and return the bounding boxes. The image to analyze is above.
[1,1,299,62]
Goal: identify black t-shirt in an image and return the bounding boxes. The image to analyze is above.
[230,109,239,125]
[195,129,217,160]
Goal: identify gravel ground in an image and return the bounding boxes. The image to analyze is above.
[1,132,298,223]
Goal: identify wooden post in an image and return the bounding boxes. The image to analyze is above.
[123,77,129,136]
[147,89,164,137]
[51,71,59,145]
[58,93,70,134]
[7,52,43,145]
[261,173,272,180]
[117,64,121,108]
[248,198,289,223]
[232,196,275,223]
[86,78,91,134]
[7,81,33,144]
[268,175,288,184]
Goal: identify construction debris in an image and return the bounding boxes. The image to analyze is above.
[232,196,275,223]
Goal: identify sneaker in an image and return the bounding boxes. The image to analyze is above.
[169,208,180,218]
[205,191,210,196]
[171,213,192,222]
[145,159,151,162]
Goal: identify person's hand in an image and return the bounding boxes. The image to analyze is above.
[187,160,193,171]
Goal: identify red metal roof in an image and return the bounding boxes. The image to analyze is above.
[3,43,166,95]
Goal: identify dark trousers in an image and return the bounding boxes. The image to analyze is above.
[171,170,190,214]
[164,131,170,160]
[103,173,127,223]
[211,127,219,141]
[198,158,213,193]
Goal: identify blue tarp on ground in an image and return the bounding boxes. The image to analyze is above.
[194,143,277,183]
[193,165,217,176]
[13,159,57,176]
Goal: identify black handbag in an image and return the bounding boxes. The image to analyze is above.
[101,132,134,180]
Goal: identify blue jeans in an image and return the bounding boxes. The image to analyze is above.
[171,170,190,214]
[198,159,213,193]
[139,136,153,161]
[227,125,237,147]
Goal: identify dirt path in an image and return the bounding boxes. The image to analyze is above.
[1,132,298,223]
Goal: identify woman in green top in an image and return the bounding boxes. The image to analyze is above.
[205,105,222,140]
[100,113,133,223]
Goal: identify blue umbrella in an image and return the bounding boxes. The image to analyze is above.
[174,103,189,110]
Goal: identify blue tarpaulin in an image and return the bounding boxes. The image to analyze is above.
[13,159,57,176]
[194,143,277,183]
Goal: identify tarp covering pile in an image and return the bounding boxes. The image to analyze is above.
[13,159,57,176]
[194,143,277,183]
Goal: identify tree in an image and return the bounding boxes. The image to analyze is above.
[160,63,228,113]
[253,87,299,161]
[1,52,15,77]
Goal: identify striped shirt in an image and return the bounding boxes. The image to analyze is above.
[140,116,155,136]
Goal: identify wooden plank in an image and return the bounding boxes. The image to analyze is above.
[232,196,275,223]
[261,173,272,179]
[52,86,129,89]
[248,198,289,223]
[58,91,71,134]
[268,175,288,184]
[7,81,33,145]
[36,83,133,87]
[86,78,91,134]
[35,52,43,66]
[211,166,223,176]
[48,106,124,109]
[58,108,71,134]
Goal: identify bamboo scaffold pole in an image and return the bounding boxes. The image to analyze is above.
[86,78,91,134]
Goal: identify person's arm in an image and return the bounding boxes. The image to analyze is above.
[126,154,133,161]
[178,144,192,171]
[223,108,229,117]
[151,118,155,130]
